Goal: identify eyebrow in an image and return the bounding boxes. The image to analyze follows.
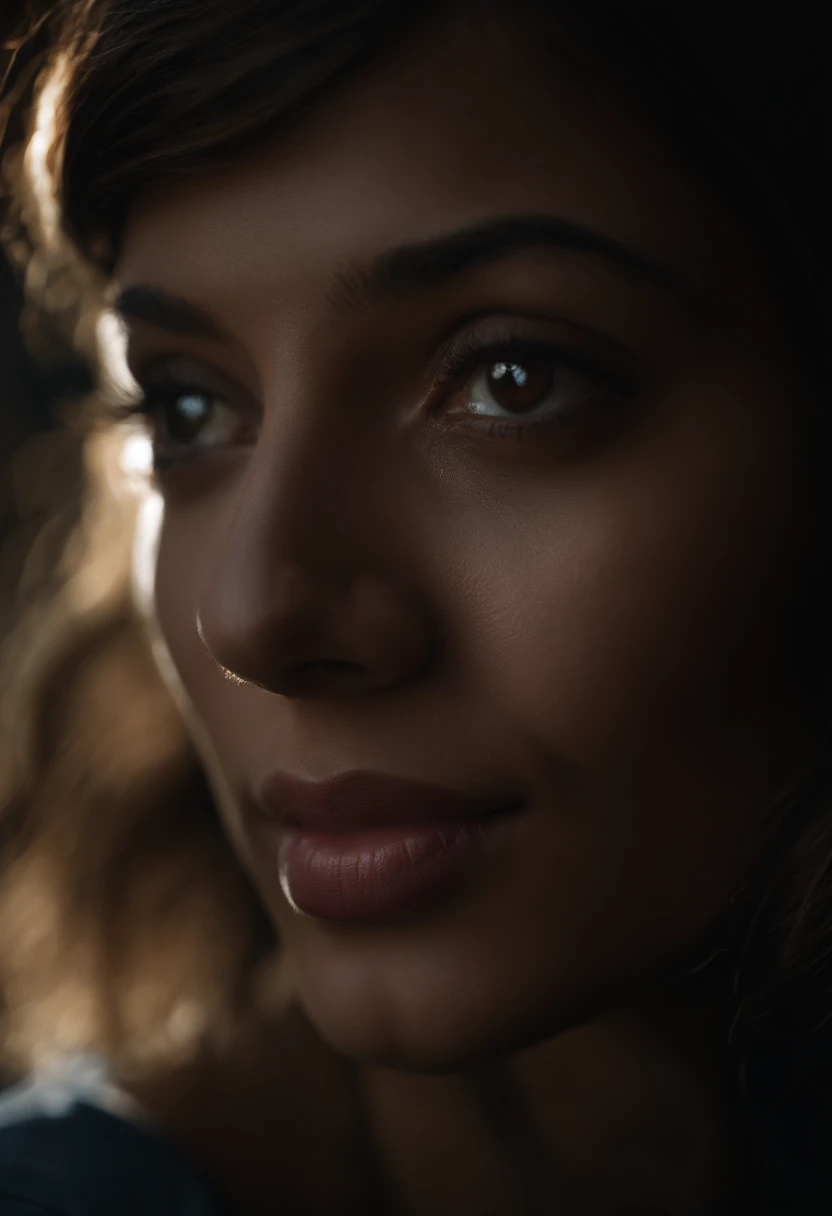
[332,212,703,312]
[113,210,702,337]
[112,287,228,340]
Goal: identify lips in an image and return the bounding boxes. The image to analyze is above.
[256,769,518,832]
[253,770,523,921]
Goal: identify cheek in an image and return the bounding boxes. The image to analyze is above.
[456,395,812,785]
[422,420,811,1023]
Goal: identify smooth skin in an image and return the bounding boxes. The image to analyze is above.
[115,8,818,1214]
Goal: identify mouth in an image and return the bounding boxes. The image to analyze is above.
[253,770,525,921]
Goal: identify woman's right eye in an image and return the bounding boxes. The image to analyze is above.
[136,384,244,453]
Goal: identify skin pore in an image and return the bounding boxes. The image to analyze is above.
[112,7,819,1214]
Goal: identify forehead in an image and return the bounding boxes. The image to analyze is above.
[116,13,769,326]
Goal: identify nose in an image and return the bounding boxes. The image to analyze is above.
[195,443,434,699]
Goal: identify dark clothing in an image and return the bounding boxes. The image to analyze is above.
[0,1061,230,1216]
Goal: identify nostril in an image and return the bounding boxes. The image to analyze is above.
[299,659,363,676]
[284,658,368,695]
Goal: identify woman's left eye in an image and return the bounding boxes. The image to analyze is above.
[468,354,564,418]
[446,347,605,429]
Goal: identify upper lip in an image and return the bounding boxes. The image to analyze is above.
[255,770,520,833]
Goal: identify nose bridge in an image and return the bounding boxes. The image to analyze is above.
[201,402,360,631]
[194,393,433,696]
[232,407,358,574]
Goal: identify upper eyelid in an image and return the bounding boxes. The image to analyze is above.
[125,338,261,388]
[433,331,636,397]
[433,311,635,364]
[132,355,230,385]
[133,360,261,413]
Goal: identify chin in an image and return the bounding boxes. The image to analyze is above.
[290,955,592,1073]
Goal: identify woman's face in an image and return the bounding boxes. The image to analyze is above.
[117,13,817,1068]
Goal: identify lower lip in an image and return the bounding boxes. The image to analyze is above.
[278,815,512,921]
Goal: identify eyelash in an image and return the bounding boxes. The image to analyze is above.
[434,332,612,387]
[116,332,631,470]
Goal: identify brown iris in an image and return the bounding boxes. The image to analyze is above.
[484,357,555,414]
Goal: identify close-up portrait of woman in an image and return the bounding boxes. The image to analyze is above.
[1,2,832,1213]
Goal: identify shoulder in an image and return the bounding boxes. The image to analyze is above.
[0,1057,230,1216]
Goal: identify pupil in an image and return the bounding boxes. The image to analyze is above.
[487,359,553,414]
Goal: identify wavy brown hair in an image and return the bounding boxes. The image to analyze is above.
[4,0,832,1204]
